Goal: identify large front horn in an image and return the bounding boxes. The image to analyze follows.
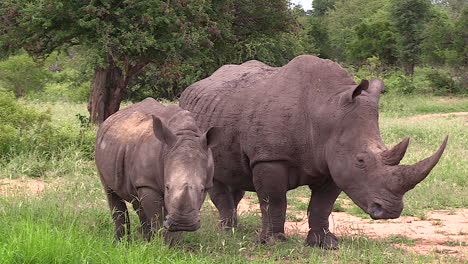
[396,136,448,192]
[382,136,410,165]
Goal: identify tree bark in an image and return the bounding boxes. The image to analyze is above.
[87,64,125,125]
[88,56,150,125]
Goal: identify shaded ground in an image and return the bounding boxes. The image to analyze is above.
[237,198,467,259]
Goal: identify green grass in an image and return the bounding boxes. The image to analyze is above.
[0,95,467,263]
[379,94,468,118]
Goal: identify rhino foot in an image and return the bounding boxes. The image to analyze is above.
[219,216,239,230]
[256,232,287,244]
[306,230,338,249]
[164,231,182,247]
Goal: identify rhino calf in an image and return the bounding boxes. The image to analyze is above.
[179,55,447,249]
[95,98,221,242]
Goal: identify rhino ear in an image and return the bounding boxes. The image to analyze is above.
[202,127,223,148]
[351,79,369,99]
[341,79,369,105]
[152,116,176,147]
[368,78,385,96]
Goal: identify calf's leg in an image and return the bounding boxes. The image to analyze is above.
[105,189,130,241]
[137,187,164,241]
[209,179,245,229]
[132,199,150,239]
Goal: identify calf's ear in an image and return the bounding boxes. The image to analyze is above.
[202,127,223,148]
[152,116,176,147]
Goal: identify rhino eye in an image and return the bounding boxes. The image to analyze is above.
[356,153,367,167]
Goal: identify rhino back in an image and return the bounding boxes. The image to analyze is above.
[96,98,169,200]
[180,55,357,186]
[180,61,279,188]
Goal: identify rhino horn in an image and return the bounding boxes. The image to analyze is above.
[175,184,192,211]
[382,136,410,165]
[397,136,448,191]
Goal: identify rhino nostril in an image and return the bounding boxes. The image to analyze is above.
[370,202,384,219]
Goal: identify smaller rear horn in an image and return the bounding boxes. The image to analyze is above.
[382,136,410,165]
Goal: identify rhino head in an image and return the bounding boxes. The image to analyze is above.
[152,116,221,231]
[325,78,448,220]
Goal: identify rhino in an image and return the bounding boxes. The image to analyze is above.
[179,55,448,249]
[95,98,221,242]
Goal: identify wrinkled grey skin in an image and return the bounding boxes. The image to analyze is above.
[179,55,448,249]
[95,98,221,243]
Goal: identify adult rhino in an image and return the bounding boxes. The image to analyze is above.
[95,98,221,242]
[179,55,447,249]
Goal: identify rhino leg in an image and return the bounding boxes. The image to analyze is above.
[132,199,151,240]
[306,179,341,249]
[164,231,182,247]
[105,189,130,241]
[137,187,164,241]
[253,162,288,243]
[209,179,244,229]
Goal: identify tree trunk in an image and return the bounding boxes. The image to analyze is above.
[88,55,150,125]
[88,64,125,125]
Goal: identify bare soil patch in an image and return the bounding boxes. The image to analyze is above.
[237,198,467,259]
[0,177,45,196]
[406,112,467,120]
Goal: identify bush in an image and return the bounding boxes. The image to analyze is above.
[383,72,415,94]
[0,92,94,162]
[425,69,463,95]
[27,80,90,103]
[0,54,50,97]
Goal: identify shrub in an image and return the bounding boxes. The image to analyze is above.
[0,54,50,97]
[425,69,463,95]
[384,72,415,94]
[0,92,51,155]
[0,92,94,162]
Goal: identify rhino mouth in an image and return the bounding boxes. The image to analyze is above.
[368,202,402,220]
[163,214,201,232]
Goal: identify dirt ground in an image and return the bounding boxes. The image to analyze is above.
[406,111,467,120]
[0,177,45,196]
[237,198,467,259]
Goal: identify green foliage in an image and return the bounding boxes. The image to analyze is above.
[390,0,432,74]
[1,0,312,104]
[127,55,207,101]
[323,0,389,60]
[0,53,50,97]
[383,71,415,94]
[420,7,455,66]
[312,0,336,16]
[307,16,332,58]
[425,69,464,95]
[0,0,213,63]
[217,0,311,67]
[347,21,398,65]
[0,92,50,156]
[0,93,94,166]
[127,0,311,101]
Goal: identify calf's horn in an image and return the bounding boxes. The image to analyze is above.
[397,136,448,192]
[382,136,410,165]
